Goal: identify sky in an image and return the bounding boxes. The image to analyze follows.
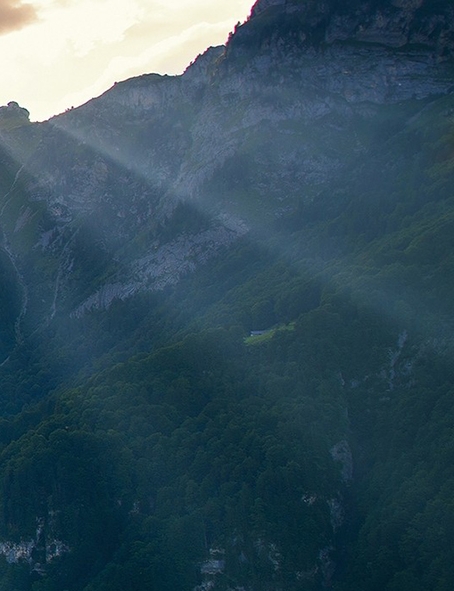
[0,0,254,122]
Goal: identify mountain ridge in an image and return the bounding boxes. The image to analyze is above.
[0,0,451,336]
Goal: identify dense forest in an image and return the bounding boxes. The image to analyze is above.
[0,0,454,589]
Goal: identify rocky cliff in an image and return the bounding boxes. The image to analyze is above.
[1,0,454,339]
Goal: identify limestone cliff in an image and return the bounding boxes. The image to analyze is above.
[1,0,453,326]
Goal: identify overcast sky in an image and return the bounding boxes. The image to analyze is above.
[0,0,254,121]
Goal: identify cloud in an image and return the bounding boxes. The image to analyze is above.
[0,0,37,34]
[0,0,254,120]
[52,18,234,117]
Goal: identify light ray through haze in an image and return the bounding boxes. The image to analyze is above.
[41,95,444,350]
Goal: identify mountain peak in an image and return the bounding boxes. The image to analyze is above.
[0,101,30,130]
[245,0,454,55]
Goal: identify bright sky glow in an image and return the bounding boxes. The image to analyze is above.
[0,0,254,122]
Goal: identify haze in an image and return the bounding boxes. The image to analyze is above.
[0,0,253,122]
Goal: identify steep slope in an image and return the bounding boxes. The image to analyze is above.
[0,1,453,590]
[2,0,453,332]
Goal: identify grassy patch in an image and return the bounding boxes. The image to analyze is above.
[244,322,295,345]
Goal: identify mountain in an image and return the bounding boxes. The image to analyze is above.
[0,0,453,589]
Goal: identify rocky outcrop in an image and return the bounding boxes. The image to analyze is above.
[0,518,69,569]
[248,0,454,55]
[330,440,353,483]
[0,538,68,565]
[0,101,30,130]
[72,215,248,317]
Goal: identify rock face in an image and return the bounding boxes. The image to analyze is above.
[250,0,454,54]
[0,102,30,126]
[0,517,68,572]
[330,440,353,483]
[71,214,248,317]
[1,0,454,329]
